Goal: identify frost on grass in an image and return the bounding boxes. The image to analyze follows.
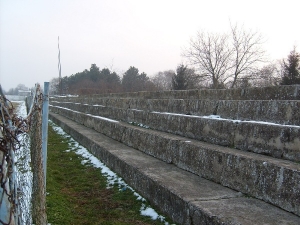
[15,101,33,225]
[50,121,173,225]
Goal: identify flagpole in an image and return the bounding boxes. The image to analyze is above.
[58,36,62,95]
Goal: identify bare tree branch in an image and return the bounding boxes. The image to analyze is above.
[182,23,266,88]
[229,23,266,88]
[183,31,232,88]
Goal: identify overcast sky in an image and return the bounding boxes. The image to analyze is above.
[0,0,299,90]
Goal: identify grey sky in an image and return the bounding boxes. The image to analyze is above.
[0,0,299,90]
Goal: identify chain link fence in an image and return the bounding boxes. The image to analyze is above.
[0,83,48,225]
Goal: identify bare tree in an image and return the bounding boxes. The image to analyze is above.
[229,23,265,88]
[183,23,266,88]
[49,77,60,95]
[183,32,232,88]
[249,63,281,87]
[151,70,175,91]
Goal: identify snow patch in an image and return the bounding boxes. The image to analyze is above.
[50,105,119,123]
[152,112,300,128]
[50,121,173,224]
[15,101,33,224]
[86,114,118,123]
[93,104,105,107]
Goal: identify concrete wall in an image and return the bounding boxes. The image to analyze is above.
[55,85,300,100]
[49,105,300,216]
[50,102,300,162]
[49,85,300,218]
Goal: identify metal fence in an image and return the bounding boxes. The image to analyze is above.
[0,83,49,225]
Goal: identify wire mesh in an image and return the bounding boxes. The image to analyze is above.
[0,84,47,225]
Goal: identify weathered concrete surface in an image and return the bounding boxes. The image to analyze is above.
[52,85,300,101]
[49,112,300,225]
[51,98,300,125]
[50,103,300,162]
[218,100,300,125]
[49,85,300,220]
[189,198,300,225]
[49,107,300,216]
[234,122,300,161]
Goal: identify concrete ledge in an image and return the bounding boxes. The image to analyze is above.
[51,98,300,125]
[49,108,300,216]
[50,104,300,162]
[51,85,300,100]
[49,112,300,225]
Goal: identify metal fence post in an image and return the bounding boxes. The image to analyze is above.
[42,82,49,187]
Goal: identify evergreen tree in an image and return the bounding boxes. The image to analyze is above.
[172,64,189,90]
[100,68,111,81]
[122,66,153,92]
[89,64,101,81]
[281,47,300,85]
[122,66,140,92]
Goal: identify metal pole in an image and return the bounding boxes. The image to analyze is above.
[42,82,49,187]
[58,36,62,95]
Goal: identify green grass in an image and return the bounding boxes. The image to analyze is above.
[46,123,174,225]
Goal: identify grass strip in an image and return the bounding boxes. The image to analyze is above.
[46,122,174,225]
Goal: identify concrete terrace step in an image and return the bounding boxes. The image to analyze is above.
[51,98,300,126]
[49,112,300,225]
[49,107,300,217]
[54,85,300,100]
[50,103,300,162]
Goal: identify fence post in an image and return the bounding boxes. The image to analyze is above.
[42,82,49,187]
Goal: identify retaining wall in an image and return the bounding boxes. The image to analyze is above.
[49,85,300,224]
[50,102,300,162]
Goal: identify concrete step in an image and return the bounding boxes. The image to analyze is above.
[49,112,300,225]
[52,85,300,100]
[50,102,300,162]
[51,98,300,126]
[49,107,300,216]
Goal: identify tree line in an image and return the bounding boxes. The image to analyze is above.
[49,46,299,95]
[4,23,300,95]
[182,23,300,89]
[4,84,31,95]
[49,63,203,95]
[49,64,157,95]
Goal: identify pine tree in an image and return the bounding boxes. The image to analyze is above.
[281,47,300,85]
[172,64,189,90]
